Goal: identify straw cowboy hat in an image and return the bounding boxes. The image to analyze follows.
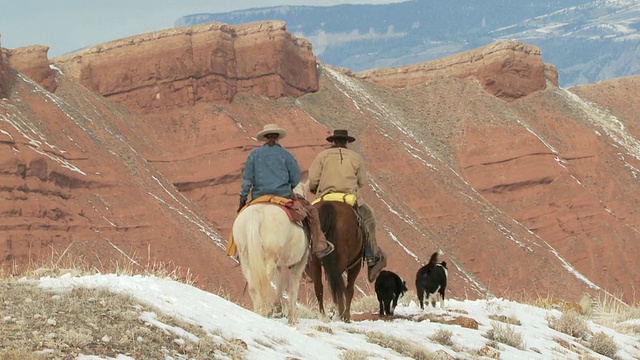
[256,124,287,141]
[326,129,356,143]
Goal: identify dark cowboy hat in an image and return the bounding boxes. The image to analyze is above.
[326,129,356,143]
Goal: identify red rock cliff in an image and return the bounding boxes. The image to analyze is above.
[2,20,639,308]
[356,41,556,102]
[7,45,57,93]
[0,35,13,98]
[52,21,318,113]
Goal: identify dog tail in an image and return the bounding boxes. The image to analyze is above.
[427,251,441,266]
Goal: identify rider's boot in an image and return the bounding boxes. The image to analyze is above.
[360,203,386,282]
[367,249,387,283]
[295,196,334,258]
[308,206,334,258]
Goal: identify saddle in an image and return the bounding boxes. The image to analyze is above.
[248,195,307,222]
[311,192,357,206]
[227,194,308,257]
[312,192,363,229]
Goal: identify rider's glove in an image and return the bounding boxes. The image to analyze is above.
[237,196,247,213]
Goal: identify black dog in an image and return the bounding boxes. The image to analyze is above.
[374,270,408,316]
[415,251,448,310]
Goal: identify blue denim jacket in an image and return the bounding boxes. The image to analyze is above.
[240,144,301,199]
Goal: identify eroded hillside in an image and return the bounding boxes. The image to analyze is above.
[1,22,639,306]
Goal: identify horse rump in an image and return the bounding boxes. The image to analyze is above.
[310,200,364,322]
[232,203,309,324]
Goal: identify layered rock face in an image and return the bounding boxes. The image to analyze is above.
[2,21,640,307]
[356,41,555,102]
[53,21,318,113]
[0,36,12,98]
[7,45,57,92]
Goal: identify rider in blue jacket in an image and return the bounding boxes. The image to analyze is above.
[238,124,334,258]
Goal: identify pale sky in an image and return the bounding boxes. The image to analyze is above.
[0,0,406,57]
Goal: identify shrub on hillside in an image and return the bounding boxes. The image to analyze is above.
[547,310,590,339]
[484,322,524,349]
[588,331,619,358]
[429,328,454,346]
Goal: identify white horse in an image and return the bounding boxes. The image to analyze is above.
[231,184,309,324]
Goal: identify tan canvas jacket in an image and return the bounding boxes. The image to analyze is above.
[308,147,367,205]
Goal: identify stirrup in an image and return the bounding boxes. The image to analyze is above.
[367,253,382,267]
[315,241,334,258]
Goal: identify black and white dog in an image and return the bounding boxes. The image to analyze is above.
[374,270,408,316]
[415,251,448,310]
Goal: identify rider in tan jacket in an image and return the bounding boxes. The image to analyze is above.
[308,129,387,282]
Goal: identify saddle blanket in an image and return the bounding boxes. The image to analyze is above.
[226,195,304,257]
[311,192,357,206]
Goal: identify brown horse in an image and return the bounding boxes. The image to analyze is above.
[308,200,365,322]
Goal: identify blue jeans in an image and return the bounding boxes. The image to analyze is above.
[364,243,373,262]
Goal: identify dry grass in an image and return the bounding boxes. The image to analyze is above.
[488,314,521,326]
[366,331,435,360]
[350,291,417,314]
[591,291,640,332]
[484,322,525,349]
[533,291,640,337]
[587,331,620,358]
[339,349,372,360]
[429,328,454,346]
[547,310,590,339]
[350,293,380,314]
[527,295,585,314]
[0,281,245,360]
[3,252,639,359]
[2,243,195,285]
[0,249,233,360]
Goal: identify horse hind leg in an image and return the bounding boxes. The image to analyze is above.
[248,261,277,317]
[244,269,266,316]
[261,261,278,317]
[342,266,360,322]
[273,267,285,316]
[285,261,307,324]
[309,256,325,315]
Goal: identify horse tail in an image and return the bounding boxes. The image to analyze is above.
[245,208,270,306]
[318,203,345,305]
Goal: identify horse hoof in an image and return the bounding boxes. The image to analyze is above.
[327,308,337,319]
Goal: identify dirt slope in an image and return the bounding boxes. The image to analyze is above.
[1,22,639,306]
